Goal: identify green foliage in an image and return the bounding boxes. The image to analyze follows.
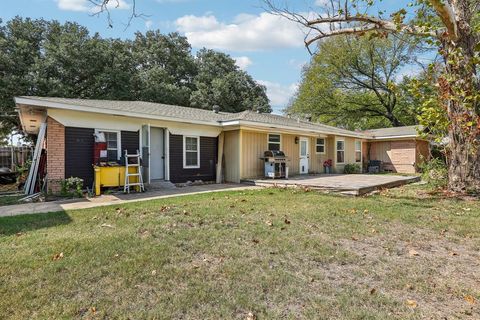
[344,163,361,174]
[190,49,271,113]
[287,34,419,130]
[0,17,271,138]
[417,157,448,188]
[60,177,84,198]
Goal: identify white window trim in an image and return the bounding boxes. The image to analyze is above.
[315,137,326,154]
[95,129,122,160]
[335,138,345,164]
[183,135,200,169]
[355,140,362,163]
[267,133,282,150]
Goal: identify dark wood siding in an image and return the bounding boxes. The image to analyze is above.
[121,131,139,155]
[169,134,217,183]
[65,127,94,188]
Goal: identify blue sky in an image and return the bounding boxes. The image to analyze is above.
[2,0,418,113]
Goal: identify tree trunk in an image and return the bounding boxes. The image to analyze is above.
[442,1,480,193]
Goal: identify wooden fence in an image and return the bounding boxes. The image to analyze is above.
[0,146,33,170]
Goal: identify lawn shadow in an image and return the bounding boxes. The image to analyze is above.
[0,211,72,236]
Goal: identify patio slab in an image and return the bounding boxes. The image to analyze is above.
[245,174,420,196]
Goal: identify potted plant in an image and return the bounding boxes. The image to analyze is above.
[323,159,333,174]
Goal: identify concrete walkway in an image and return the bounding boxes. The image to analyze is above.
[0,184,258,217]
[247,174,420,196]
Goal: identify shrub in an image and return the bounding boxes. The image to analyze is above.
[60,177,84,198]
[418,157,447,188]
[344,163,361,174]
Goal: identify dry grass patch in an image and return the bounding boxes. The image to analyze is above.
[0,185,479,319]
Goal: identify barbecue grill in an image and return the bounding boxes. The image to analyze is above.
[260,150,289,179]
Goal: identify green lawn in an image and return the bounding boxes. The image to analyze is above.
[0,194,23,206]
[0,185,479,319]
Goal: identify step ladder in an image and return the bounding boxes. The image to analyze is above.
[124,150,145,193]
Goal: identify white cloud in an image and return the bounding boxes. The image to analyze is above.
[234,56,253,70]
[56,0,129,12]
[257,80,298,108]
[175,12,306,51]
[145,20,154,29]
[56,0,88,11]
[176,15,220,32]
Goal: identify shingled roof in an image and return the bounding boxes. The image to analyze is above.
[363,126,423,138]
[16,97,418,139]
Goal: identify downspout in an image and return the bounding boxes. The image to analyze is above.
[216,131,224,184]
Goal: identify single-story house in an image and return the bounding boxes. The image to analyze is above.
[15,96,429,191]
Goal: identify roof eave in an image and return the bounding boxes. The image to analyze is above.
[14,97,223,128]
[222,120,368,138]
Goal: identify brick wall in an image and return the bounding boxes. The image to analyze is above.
[46,117,65,192]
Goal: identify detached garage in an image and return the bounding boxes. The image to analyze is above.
[364,126,430,174]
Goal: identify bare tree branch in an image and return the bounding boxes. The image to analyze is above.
[264,0,440,52]
[88,0,147,29]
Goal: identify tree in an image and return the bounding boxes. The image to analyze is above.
[287,34,419,129]
[0,17,272,140]
[130,31,196,106]
[190,49,271,113]
[265,0,480,193]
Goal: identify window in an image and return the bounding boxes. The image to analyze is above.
[316,138,325,154]
[355,140,362,163]
[268,134,281,151]
[183,136,200,168]
[336,139,345,164]
[97,130,120,161]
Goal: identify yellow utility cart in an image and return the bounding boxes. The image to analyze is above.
[94,165,139,196]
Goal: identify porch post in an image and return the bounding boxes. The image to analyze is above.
[216,132,224,184]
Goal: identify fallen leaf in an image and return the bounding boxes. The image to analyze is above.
[465,295,476,305]
[52,252,64,261]
[406,299,417,308]
[351,236,359,241]
[408,249,419,257]
[90,307,96,314]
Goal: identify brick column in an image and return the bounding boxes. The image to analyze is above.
[46,117,65,193]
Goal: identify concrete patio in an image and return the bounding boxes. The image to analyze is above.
[245,174,421,196]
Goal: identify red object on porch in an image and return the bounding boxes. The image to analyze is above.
[93,142,107,165]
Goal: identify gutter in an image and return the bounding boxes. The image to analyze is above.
[14,97,223,128]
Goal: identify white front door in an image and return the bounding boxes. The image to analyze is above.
[299,137,309,174]
[150,127,165,180]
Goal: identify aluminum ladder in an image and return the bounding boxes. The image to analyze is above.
[124,150,145,193]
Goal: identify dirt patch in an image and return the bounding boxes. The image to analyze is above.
[319,222,480,318]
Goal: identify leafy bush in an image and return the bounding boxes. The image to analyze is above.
[418,157,447,188]
[60,177,84,198]
[344,163,361,174]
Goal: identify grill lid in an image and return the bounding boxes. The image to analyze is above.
[264,150,286,157]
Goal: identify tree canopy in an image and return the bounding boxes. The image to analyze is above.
[0,17,271,138]
[266,0,480,193]
[287,34,420,130]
